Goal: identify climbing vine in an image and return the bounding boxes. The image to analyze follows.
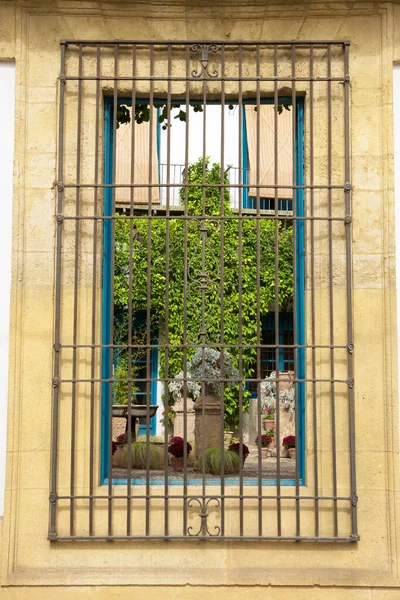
[114,158,294,427]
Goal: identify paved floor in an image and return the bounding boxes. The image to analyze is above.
[112,445,297,482]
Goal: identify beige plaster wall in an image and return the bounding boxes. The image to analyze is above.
[0,0,400,597]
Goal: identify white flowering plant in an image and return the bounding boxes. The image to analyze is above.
[168,347,239,402]
[260,371,295,413]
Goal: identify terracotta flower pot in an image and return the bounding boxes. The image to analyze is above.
[263,419,275,432]
[261,447,269,459]
[171,456,184,472]
[288,448,296,459]
[224,431,234,445]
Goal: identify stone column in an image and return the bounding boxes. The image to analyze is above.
[172,396,196,440]
[194,395,223,459]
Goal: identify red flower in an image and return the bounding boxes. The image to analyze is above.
[282,435,296,449]
[112,441,118,455]
[255,434,272,448]
[168,436,192,457]
[228,442,250,460]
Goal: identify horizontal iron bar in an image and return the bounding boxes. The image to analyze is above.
[60,215,345,223]
[62,183,346,190]
[56,493,352,501]
[63,76,346,83]
[58,343,349,350]
[57,376,350,385]
[61,40,350,46]
[51,534,356,542]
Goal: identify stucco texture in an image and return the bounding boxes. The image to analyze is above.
[0,0,400,597]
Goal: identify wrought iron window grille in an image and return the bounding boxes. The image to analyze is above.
[50,40,357,542]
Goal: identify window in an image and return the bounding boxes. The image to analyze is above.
[50,41,357,542]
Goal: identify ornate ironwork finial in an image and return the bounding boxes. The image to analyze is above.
[191,44,219,79]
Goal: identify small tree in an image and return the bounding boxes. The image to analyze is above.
[114,158,294,425]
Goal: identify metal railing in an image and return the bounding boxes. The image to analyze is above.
[50,40,356,542]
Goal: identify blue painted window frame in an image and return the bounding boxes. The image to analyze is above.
[241,98,305,482]
[101,96,305,485]
[101,98,159,483]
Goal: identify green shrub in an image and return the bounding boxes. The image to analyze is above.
[198,448,240,475]
[121,442,164,469]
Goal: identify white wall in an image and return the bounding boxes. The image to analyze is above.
[0,63,15,516]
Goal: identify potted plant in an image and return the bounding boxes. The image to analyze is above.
[121,442,164,469]
[265,425,275,448]
[200,448,240,475]
[262,407,275,432]
[260,372,295,415]
[255,434,272,458]
[228,441,250,464]
[282,435,296,458]
[224,428,234,445]
[168,436,192,472]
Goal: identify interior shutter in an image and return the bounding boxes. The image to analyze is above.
[245,104,293,200]
[115,107,160,205]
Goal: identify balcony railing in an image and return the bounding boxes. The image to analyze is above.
[159,163,292,212]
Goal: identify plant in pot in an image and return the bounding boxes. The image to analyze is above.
[228,441,250,464]
[255,434,272,458]
[121,442,164,469]
[262,407,275,432]
[260,372,296,415]
[200,448,240,475]
[168,436,192,472]
[282,435,296,458]
[187,347,239,397]
[265,425,275,448]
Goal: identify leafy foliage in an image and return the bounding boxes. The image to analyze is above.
[200,448,240,475]
[116,103,203,130]
[116,102,289,129]
[121,442,164,469]
[113,158,294,427]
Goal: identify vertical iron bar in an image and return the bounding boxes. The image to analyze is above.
[89,43,100,537]
[327,44,339,537]
[256,44,263,537]
[219,44,226,536]
[200,62,207,525]
[344,43,358,540]
[291,44,300,537]
[182,43,190,535]
[70,43,83,536]
[309,44,320,537]
[163,43,172,537]
[126,43,137,536]
[273,44,282,536]
[238,43,244,537]
[107,43,118,537]
[145,43,155,537]
[50,41,66,539]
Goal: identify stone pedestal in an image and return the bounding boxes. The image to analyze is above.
[172,397,196,440]
[194,395,223,458]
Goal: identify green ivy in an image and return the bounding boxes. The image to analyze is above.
[114,158,293,427]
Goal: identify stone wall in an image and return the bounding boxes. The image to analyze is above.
[0,1,400,597]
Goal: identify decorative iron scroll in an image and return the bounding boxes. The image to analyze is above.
[187,497,221,537]
[191,44,219,78]
[187,218,221,343]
